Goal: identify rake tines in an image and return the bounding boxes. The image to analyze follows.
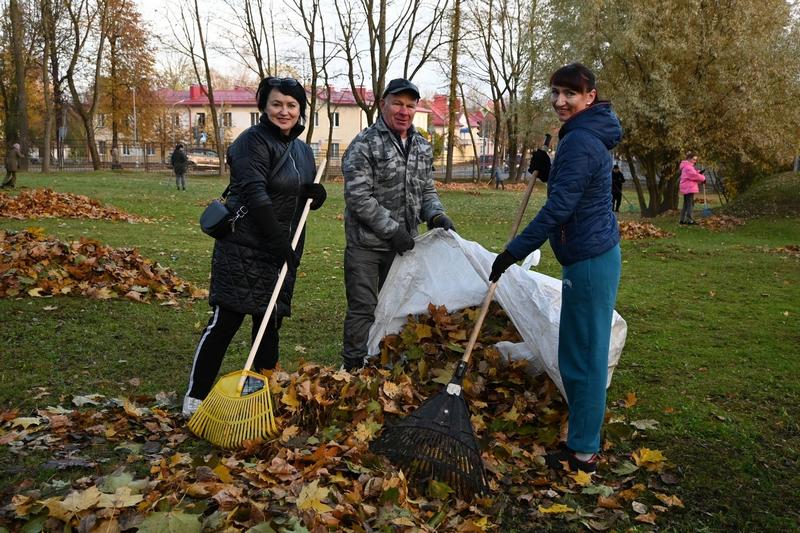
[371,384,488,498]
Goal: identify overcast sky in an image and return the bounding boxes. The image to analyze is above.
[134,0,450,96]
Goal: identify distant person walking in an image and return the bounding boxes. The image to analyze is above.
[170,143,188,190]
[493,165,504,189]
[679,152,705,225]
[611,163,625,212]
[2,143,22,189]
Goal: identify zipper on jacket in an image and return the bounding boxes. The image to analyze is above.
[288,151,301,238]
[561,224,566,245]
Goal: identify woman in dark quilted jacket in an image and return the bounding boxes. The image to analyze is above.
[183,77,327,417]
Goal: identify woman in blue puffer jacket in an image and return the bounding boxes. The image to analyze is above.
[489,63,623,473]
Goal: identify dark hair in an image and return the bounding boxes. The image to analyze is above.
[686,151,695,159]
[550,63,598,100]
[256,77,307,119]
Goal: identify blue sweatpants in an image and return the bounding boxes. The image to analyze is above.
[559,244,621,453]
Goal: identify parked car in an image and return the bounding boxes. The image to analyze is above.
[185,148,220,170]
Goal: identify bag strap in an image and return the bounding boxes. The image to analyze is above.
[219,140,295,200]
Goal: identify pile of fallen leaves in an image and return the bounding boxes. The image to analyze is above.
[0,303,683,531]
[0,188,148,223]
[619,220,674,240]
[0,228,207,303]
[697,214,745,231]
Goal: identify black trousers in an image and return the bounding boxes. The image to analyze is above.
[612,192,622,212]
[342,246,396,365]
[186,305,282,399]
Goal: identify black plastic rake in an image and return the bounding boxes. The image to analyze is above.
[372,135,553,499]
[370,293,495,497]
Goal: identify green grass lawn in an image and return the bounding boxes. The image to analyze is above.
[1,170,799,531]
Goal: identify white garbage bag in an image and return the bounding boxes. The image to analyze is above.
[367,229,627,398]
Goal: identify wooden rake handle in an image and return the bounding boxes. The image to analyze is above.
[237,159,327,392]
[460,136,551,367]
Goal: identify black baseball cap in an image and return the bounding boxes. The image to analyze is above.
[382,78,420,100]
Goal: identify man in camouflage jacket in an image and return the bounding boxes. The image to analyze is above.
[341,78,456,371]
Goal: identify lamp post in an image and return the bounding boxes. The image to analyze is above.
[131,86,138,168]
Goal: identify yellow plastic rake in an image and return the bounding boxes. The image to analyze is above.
[188,160,326,449]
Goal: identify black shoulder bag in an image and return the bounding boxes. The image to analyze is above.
[199,142,294,239]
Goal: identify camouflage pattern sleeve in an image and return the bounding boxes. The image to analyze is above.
[342,135,400,240]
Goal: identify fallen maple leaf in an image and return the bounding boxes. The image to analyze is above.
[632,448,667,472]
[538,503,574,514]
[297,479,333,513]
[137,510,202,532]
[10,417,44,429]
[97,486,144,508]
[655,492,685,508]
[569,470,593,486]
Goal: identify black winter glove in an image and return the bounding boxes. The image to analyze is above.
[489,250,518,282]
[300,183,327,210]
[528,149,551,182]
[249,205,298,271]
[428,213,456,232]
[389,227,415,255]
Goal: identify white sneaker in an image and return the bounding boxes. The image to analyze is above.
[182,396,203,417]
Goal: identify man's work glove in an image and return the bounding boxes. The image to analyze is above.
[250,205,298,271]
[300,183,327,210]
[428,213,456,232]
[528,149,551,182]
[389,227,415,255]
[489,250,518,282]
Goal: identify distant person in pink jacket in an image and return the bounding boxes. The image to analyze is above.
[679,152,705,225]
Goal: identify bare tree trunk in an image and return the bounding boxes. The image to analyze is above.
[288,0,319,144]
[65,0,107,170]
[174,0,224,175]
[40,0,54,172]
[9,0,31,169]
[444,1,460,184]
[458,81,481,182]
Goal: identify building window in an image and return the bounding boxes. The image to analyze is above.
[97,113,106,127]
[98,141,106,155]
[250,112,259,126]
[223,112,232,127]
[329,143,340,158]
[122,144,131,156]
[196,112,206,127]
[173,114,181,127]
[309,142,320,157]
[146,144,155,156]
[314,112,319,127]
[332,112,340,127]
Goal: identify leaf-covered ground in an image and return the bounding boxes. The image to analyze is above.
[696,214,745,231]
[617,221,673,240]
[0,303,684,532]
[0,228,207,303]
[0,188,149,222]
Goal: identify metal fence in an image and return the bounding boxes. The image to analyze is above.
[16,139,499,182]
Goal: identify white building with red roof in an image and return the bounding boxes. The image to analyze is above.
[422,94,494,165]
[92,83,432,170]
